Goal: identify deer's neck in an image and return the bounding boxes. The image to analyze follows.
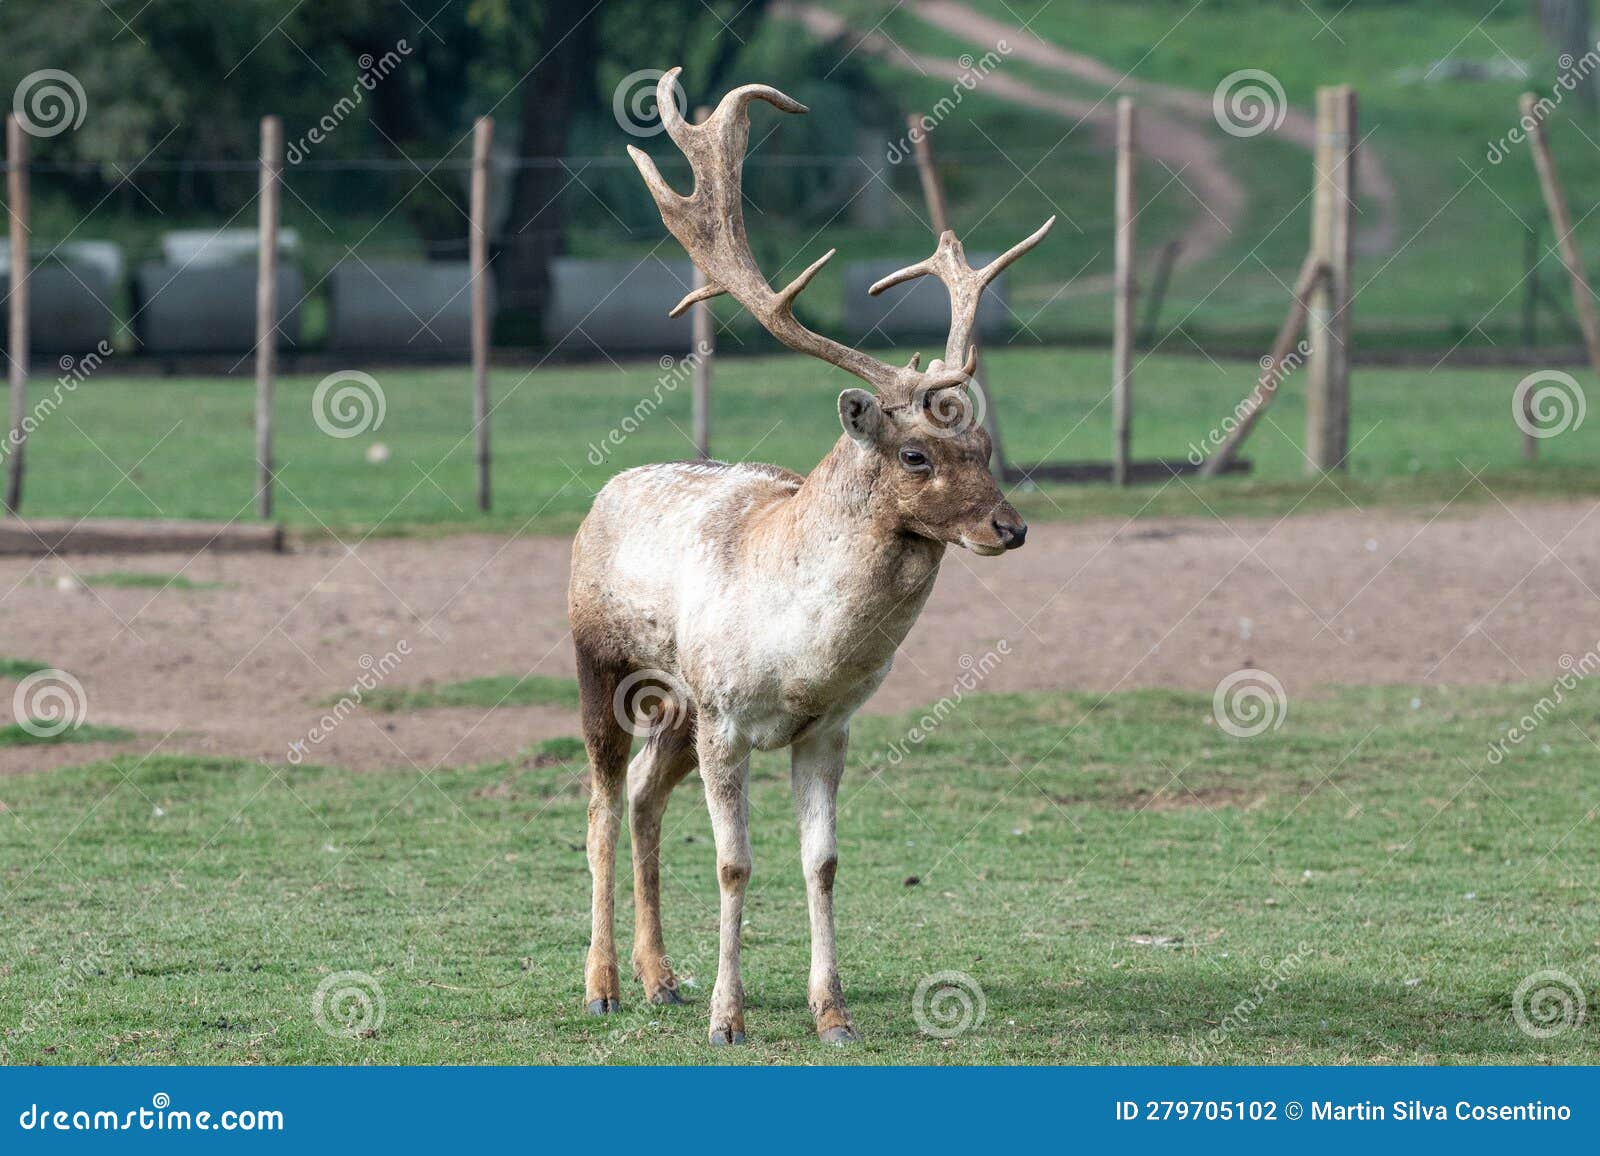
[774,437,944,604]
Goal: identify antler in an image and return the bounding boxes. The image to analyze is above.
[869,217,1056,373]
[627,68,1053,406]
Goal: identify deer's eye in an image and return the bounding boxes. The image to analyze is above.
[898,447,930,471]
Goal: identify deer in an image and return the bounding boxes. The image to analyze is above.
[567,68,1053,1046]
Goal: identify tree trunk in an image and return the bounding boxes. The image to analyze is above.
[498,5,597,342]
[1537,0,1597,114]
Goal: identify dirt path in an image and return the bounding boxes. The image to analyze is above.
[3,499,1595,775]
[782,0,1398,293]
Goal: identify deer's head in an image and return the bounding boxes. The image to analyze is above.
[629,69,1051,555]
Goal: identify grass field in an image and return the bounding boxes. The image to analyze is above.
[2,681,1596,1065]
[16,349,1600,535]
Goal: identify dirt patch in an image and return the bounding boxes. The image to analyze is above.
[1,497,1595,775]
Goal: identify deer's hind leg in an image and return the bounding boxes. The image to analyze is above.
[627,709,697,1005]
[576,645,633,1015]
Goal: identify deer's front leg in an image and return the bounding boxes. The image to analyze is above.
[791,726,859,1044]
[698,719,752,1045]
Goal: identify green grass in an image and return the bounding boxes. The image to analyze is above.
[354,675,582,713]
[82,572,225,591]
[2,682,1596,1064]
[0,722,134,747]
[17,352,1600,535]
[0,657,51,680]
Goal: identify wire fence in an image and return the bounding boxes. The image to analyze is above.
[0,129,1587,373]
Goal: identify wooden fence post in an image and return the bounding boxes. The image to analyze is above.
[690,267,714,460]
[906,113,1007,475]
[1522,90,1600,381]
[1199,254,1325,478]
[5,117,28,515]
[908,114,949,235]
[1137,238,1180,348]
[1112,98,1137,487]
[1305,86,1355,474]
[254,115,281,520]
[471,115,493,511]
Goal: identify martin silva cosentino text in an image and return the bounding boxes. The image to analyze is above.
[1312,1100,1570,1122]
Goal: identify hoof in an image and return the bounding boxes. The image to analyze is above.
[586,997,620,1015]
[819,1024,861,1045]
[708,1026,746,1046]
[650,987,686,1006]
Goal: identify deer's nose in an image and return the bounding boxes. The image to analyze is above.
[994,517,1027,550]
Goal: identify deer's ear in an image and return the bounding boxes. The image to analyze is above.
[838,388,883,446]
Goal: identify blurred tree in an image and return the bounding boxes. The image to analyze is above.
[1536,0,1598,113]
[469,0,771,337]
[0,0,769,334]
